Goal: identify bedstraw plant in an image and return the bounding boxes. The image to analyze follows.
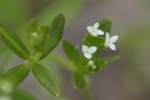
[0,13,119,100]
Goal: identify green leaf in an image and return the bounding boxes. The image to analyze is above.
[27,20,39,34]
[73,73,89,89]
[40,14,65,59]
[99,19,112,33]
[32,63,59,97]
[1,64,30,90]
[82,34,105,47]
[62,40,80,65]
[12,89,36,100]
[0,27,30,59]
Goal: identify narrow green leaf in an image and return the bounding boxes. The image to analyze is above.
[27,20,39,34]
[82,34,105,47]
[62,40,80,65]
[73,73,89,89]
[0,27,30,59]
[40,14,65,59]
[12,89,36,100]
[0,67,27,94]
[32,63,59,96]
[99,19,112,33]
[2,64,30,87]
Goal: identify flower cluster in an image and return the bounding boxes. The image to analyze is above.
[82,22,119,68]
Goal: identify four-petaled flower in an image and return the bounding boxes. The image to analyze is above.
[87,23,104,36]
[82,45,97,59]
[104,32,119,51]
[83,22,119,67]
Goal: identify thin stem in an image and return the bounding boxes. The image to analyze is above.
[48,53,77,72]
[83,86,93,100]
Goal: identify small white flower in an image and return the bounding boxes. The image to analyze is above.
[82,45,97,59]
[104,32,119,51]
[87,23,104,36]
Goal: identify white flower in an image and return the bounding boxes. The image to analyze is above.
[82,45,97,59]
[87,23,104,36]
[104,32,119,51]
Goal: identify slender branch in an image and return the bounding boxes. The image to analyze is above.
[48,53,77,72]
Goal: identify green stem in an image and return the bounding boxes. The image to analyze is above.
[48,53,77,72]
[83,87,92,100]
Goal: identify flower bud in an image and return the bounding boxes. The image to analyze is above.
[0,80,13,94]
[29,26,49,51]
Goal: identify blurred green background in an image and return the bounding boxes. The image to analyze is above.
[0,0,150,100]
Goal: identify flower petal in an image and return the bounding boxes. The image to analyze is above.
[110,35,118,43]
[87,26,98,36]
[82,45,88,53]
[104,32,110,47]
[105,32,110,41]
[94,23,99,28]
[109,43,116,51]
[87,26,93,33]
[88,46,97,54]
[96,29,104,35]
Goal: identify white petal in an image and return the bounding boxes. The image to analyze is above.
[104,33,109,47]
[90,32,98,36]
[84,53,92,59]
[96,29,104,35]
[87,26,98,36]
[94,23,99,28]
[82,45,88,53]
[87,26,93,33]
[105,32,110,41]
[109,43,116,51]
[110,35,118,43]
[88,46,97,54]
